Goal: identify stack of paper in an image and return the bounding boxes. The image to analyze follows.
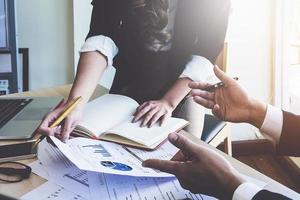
[20,137,217,200]
[21,137,265,200]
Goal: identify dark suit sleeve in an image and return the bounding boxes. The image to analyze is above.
[175,0,231,63]
[277,111,300,156]
[252,190,293,200]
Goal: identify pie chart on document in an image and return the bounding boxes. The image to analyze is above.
[100,161,133,171]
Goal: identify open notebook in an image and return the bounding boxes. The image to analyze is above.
[72,94,188,150]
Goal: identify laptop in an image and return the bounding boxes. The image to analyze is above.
[0,97,61,140]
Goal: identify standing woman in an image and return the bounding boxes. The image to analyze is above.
[39,0,230,141]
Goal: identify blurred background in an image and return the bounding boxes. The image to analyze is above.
[0,0,300,141]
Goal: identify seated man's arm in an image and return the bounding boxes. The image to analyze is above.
[252,190,293,200]
[278,111,300,156]
[143,133,297,200]
[146,66,299,200]
[260,105,300,156]
[189,66,300,156]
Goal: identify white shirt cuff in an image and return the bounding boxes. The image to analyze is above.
[232,182,262,200]
[179,55,217,82]
[260,104,283,144]
[80,35,119,67]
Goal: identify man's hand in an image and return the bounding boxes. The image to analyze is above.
[143,132,246,199]
[189,66,267,128]
[132,100,174,127]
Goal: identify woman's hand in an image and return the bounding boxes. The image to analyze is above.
[132,100,174,127]
[37,102,84,142]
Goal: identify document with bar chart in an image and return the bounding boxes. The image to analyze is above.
[49,136,178,177]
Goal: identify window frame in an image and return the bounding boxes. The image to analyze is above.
[273,0,292,110]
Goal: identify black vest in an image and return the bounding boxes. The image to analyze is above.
[88,0,230,103]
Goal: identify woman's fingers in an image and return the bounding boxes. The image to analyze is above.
[38,126,56,136]
[133,102,148,117]
[149,109,165,127]
[132,100,173,128]
[133,103,153,123]
[38,110,62,136]
[60,117,74,142]
[141,107,160,127]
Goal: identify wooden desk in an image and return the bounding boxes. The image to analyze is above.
[0,84,299,199]
[4,84,108,100]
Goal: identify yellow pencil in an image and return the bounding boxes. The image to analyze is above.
[32,96,82,150]
[49,96,82,128]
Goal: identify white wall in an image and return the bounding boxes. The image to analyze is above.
[227,0,273,102]
[73,0,92,69]
[226,0,274,140]
[16,0,74,90]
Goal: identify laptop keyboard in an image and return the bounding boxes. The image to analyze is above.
[0,98,33,128]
